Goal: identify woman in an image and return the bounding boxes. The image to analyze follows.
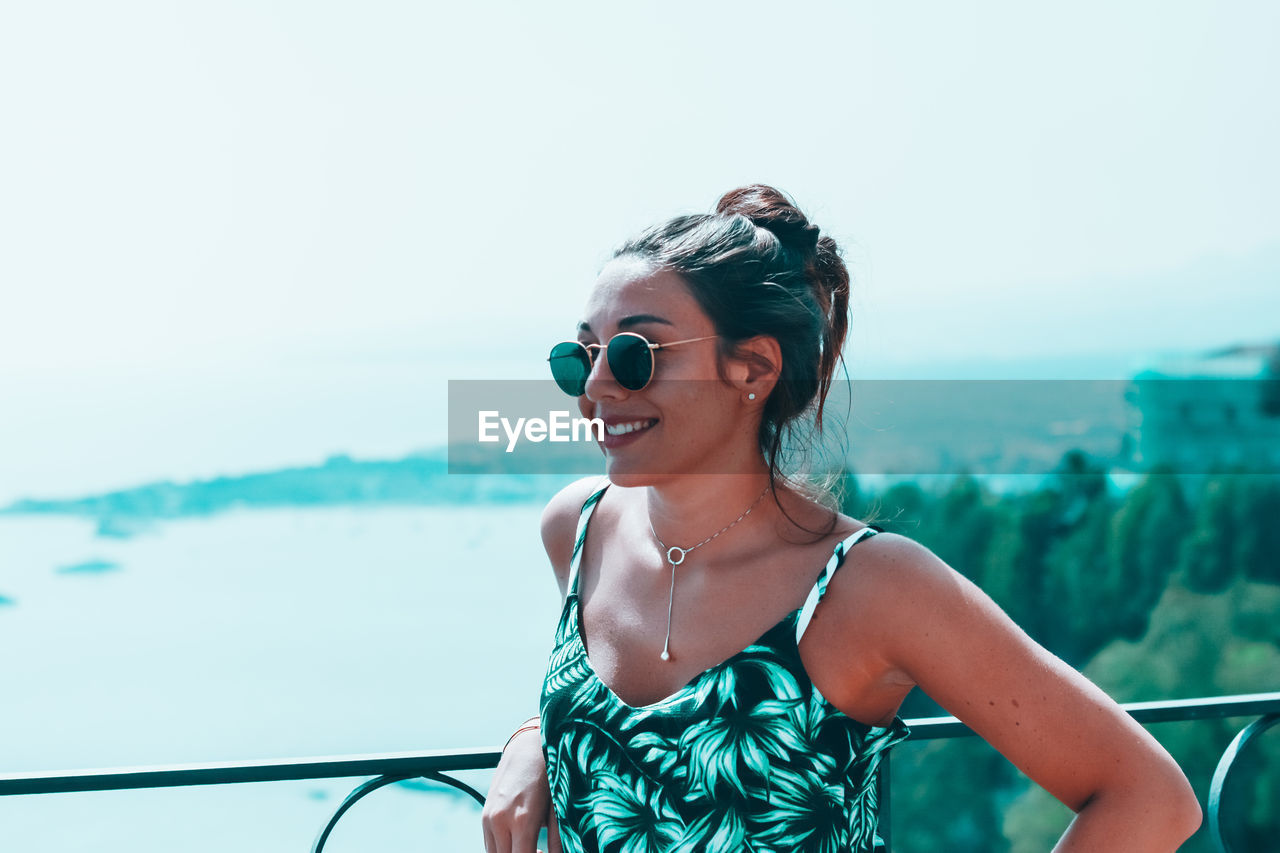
[481,186,1201,852]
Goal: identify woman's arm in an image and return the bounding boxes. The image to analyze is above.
[834,533,1202,851]
[481,477,601,853]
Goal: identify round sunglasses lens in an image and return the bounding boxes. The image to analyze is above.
[548,342,590,396]
[608,334,654,391]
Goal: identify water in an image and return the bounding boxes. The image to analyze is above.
[0,504,556,851]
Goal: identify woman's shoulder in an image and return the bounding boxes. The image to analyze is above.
[822,524,990,651]
[540,476,609,536]
[805,514,957,614]
[806,525,977,693]
[540,477,610,592]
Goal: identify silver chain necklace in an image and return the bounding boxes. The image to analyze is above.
[648,485,770,661]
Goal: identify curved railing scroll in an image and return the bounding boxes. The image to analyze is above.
[1207,710,1280,853]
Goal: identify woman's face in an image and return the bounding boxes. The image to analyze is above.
[575,255,762,486]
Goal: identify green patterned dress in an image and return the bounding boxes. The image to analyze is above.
[540,482,909,853]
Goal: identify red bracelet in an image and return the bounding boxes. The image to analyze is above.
[503,717,541,752]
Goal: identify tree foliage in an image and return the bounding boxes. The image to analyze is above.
[835,458,1280,852]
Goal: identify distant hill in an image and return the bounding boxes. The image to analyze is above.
[13,376,1240,527]
[0,381,1140,526]
[1,451,573,524]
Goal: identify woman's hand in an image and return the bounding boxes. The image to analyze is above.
[481,728,560,853]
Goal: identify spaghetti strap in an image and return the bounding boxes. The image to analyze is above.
[566,479,610,597]
[795,526,880,644]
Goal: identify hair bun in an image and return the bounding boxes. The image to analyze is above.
[715,184,820,259]
[717,185,850,416]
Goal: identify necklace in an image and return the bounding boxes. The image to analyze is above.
[648,484,771,661]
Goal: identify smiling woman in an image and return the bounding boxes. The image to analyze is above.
[480,186,1201,853]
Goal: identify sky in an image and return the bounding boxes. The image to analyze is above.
[1,0,1278,503]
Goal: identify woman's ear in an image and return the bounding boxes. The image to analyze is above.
[728,335,781,400]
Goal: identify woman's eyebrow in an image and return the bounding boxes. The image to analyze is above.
[578,314,674,334]
[620,314,674,329]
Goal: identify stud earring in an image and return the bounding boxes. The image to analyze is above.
[747,393,756,401]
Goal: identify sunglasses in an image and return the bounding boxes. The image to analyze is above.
[547,332,718,396]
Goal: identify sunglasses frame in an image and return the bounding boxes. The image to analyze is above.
[547,332,719,396]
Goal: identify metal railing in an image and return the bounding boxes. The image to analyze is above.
[875,692,1280,853]
[1,692,1276,852]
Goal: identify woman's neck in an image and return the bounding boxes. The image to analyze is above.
[641,469,774,548]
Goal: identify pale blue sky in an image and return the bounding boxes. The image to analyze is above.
[1,1,1277,502]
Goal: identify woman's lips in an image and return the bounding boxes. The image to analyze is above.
[600,418,658,450]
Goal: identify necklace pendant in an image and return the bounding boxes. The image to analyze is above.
[649,484,768,669]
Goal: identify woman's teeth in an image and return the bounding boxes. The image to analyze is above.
[605,419,657,436]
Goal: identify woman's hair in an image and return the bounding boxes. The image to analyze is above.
[614,184,852,537]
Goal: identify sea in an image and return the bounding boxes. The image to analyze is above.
[0,466,1152,852]
[0,504,555,852]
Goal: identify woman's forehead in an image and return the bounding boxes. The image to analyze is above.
[580,257,706,334]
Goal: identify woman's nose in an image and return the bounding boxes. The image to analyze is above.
[583,346,625,402]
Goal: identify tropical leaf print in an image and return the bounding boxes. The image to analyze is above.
[627,730,682,777]
[756,765,847,853]
[545,734,566,809]
[737,646,805,702]
[558,825,585,853]
[846,774,880,850]
[678,697,808,798]
[539,485,906,852]
[578,768,686,853]
[667,801,750,853]
[791,695,843,777]
[565,671,611,721]
[545,639,593,695]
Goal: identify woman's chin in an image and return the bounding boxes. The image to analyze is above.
[602,446,746,484]
[600,462,661,489]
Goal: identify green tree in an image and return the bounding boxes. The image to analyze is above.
[890,736,1018,853]
[1041,495,1114,665]
[1237,477,1280,586]
[918,474,998,586]
[1105,468,1189,640]
[1180,476,1250,593]
[980,487,1063,644]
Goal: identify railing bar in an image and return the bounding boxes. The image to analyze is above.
[1122,693,1280,721]
[3,745,503,779]
[2,693,1276,797]
[0,750,503,796]
[900,693,1280,741]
